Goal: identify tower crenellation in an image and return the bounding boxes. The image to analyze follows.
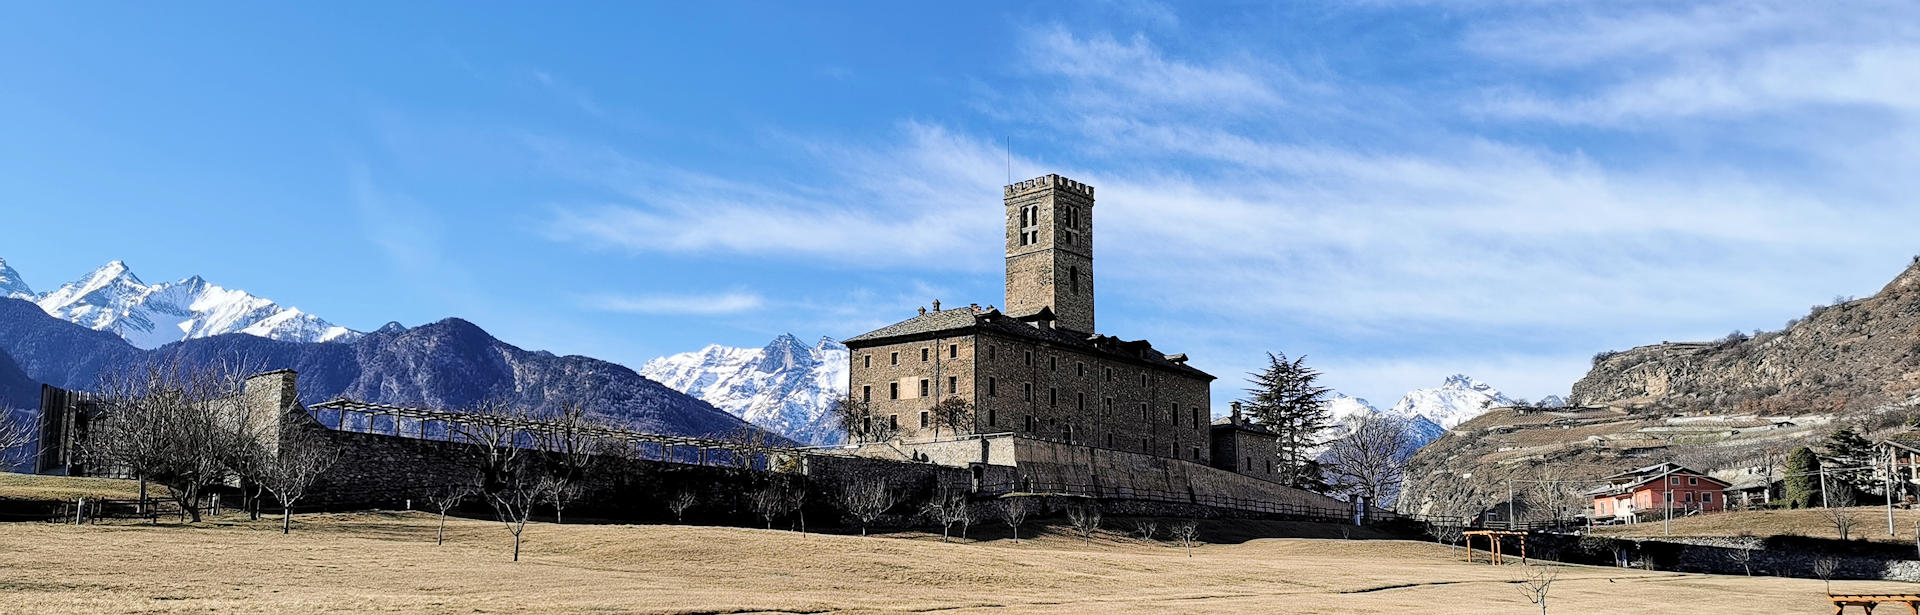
[1004,173,1095,333]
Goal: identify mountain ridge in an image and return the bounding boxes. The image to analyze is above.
[8,258,359,349]
[641,334,849,445]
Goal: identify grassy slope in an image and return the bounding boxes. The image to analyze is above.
[1592,505,1920,545]
[0,510,1903,614]
[0,471,146,502]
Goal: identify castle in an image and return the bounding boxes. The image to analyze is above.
[844,174,1286,486]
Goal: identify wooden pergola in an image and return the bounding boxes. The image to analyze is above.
[1462,529,1529,565]
[1830,594,1920,614]
[306,398,825,468]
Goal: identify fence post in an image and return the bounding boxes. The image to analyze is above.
[74,497,85,525]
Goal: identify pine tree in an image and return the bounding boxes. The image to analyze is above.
[1823,425,1877,497]
[1242,352,1333,491]
[1785,446,1822,509]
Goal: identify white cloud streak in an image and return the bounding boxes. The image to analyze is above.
[583,291,766,316]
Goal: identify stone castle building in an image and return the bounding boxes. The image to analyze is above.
[845,174,1227,468]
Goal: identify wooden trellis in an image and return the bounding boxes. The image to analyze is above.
[1462,529,1529,565]
[306,398,826,469]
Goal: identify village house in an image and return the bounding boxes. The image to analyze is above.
[1586,462,1730,522]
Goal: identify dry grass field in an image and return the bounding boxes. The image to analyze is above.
[1591,505,1920,545]
[0,508,1904,615]
[0,472,147,502]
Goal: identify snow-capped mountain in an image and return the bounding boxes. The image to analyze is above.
[1320,392,1447,451]
[641,334,849,446]
[1388,374,1517,430]
[13,259,359,349]
[0,259,31,300]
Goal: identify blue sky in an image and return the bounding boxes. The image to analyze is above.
[5,1,1919,410]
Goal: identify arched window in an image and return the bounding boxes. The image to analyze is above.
[1069,267,1080,294]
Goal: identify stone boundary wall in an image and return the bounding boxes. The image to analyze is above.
[1007,437,1353,511]
[1522,533,1920,581]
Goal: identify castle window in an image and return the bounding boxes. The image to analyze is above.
[921,348,929,362]
[1076,362,1084,376]
[889,414,898,430]
[1141,374,1148,386]
[1048,387,1056,406]
[1245,457,1251,471]
[1170,403,1179,425]
[862,385,871,402]
[1192,408,1200,429]
[1104,367,1112,381]
[1140,403,1148,420]
[890,383,899,400]
[988,377,997,396]
[1107,433,1114,447]
[864,355,871,368]
[920,379,930,397]
[1025,350,1033,366]
[920,412,929,429]
[1026,416,1036,432]
[1023,383,1033,401]
[1077,392,1085,411]
[949,344,957,358]
[988,345,996,360]
[890,352,898,366]
[1104,397,1113,416]
[989,409,997,427]
[948,376,957,394]
[1192,447,1200,461]
[1070,267,1079,294]
[1266,459,1272,473]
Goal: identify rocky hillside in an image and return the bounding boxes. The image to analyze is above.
[1398,259,1920,519]
[0,297,758,439]
[1573,259,1920,414]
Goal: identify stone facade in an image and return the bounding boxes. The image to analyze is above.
[1210,402,1282,481]
[847,172,1250,478]
[1004,174,1095,333]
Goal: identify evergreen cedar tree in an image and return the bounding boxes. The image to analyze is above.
[1823,425,1876,496]
[1242,352,1334,493]
[1785,446,1822,509]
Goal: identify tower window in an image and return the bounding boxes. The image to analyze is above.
[920,412,929,429]
[949,344,957,358]
[863,355,871,368]
[890,352,898,365]
[890,383,899,400]
[988,346,996,360]
[862,385,871,402]
[920,379,930,397]
[989,409,997,427]
[1104,367,1112,381]
[988,377,997,396]
[1024,383,1033,401]
[1048,387,1056,405]
[1076,362,1084,377]
[1070,267,1080,294]
[921,348,929,362]
[948,376,957,394]
[1049,357,1056,370]
[1077,393,1085,411]
[889,415,898,429]
[1024,350,1033,366]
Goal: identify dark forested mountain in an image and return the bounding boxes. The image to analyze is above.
[0,297,755,438]
[0,347,37,410]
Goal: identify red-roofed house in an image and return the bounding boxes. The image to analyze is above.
[1586,463,1730,522]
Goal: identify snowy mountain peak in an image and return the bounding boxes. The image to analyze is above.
[0,258,31,299]
[1387,374,1517,430]
[15,258,361,349]
[642,334,850,445]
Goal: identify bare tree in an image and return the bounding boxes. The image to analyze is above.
[785,482,809,534]
[1429,520,1465,552]
[1325,413,1411,505]
[1128,518,1160,541]
[83,359,255,523]
[667,488,697,523]
[1721,547,1754,576]
[1813,556,1840,594]
[921,486,973,541]
[1823,487,1861,540]
[539,396,613,524]
[1516,564,1559,615]
[458,398,550,562]
[255,416,339,534]
[0,410,32,465]
[425,482,476,546]
[995,497,1036,541]
[1169,520,1200,557]
[751,481,792,530]
[840,475,894,536]
[723,425,779,469]
[831,394,893,443]
[1065,503,1101,543]
[929,396,975,439]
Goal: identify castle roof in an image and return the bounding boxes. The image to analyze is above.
[844,307,1214,380]
[1210,416,1275,435]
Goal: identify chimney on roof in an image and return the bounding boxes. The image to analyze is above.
[970,303,979,312]
[918,306,927,315]
[1231,401,1243,426]
[932,299,941,312]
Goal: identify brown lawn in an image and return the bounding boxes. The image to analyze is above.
[1592,505,1920,545]
[0,509,1899,614]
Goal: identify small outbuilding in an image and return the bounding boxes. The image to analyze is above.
[1585,462,1730,522]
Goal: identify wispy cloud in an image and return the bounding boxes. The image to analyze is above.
[582,291,766,316]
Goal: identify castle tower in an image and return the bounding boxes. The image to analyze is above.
[1004,174,1094,332]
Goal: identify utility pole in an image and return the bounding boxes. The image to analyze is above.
[1820,466,1831,509]
[1890,449,1899,537]
[1507,477,1515,530]
[1664,478,1672,537]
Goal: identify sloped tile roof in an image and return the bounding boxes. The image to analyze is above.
[845,308,1214,380]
